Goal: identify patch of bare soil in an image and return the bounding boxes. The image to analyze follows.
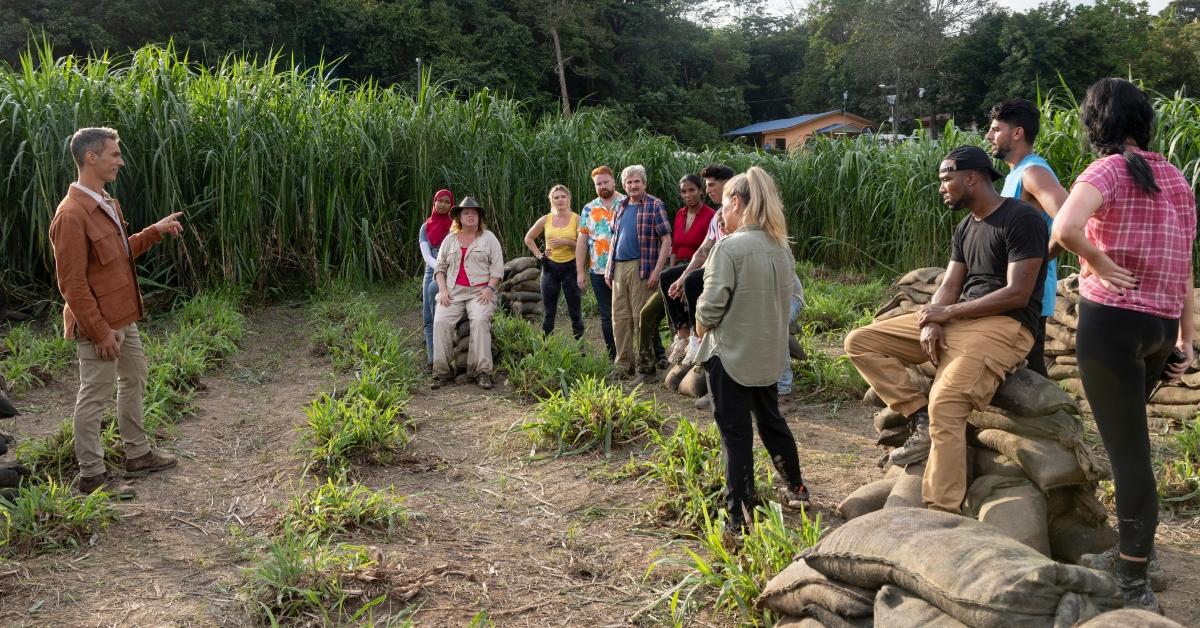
[1,295,1197,626]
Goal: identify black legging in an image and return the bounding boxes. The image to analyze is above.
[541,258,584,339]
[660,264,689,330]
[1076,297,1178,559]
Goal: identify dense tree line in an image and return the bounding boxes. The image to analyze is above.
[3,0,1198,146]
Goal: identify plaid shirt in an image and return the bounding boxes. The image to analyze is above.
[607,193,671,280]
[1075,149,1196,319]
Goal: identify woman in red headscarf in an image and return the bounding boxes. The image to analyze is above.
[419,189,454,369]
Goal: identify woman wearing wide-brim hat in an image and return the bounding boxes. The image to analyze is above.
[432,196,506,389]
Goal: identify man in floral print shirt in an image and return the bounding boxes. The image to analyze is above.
[576,166,625,359]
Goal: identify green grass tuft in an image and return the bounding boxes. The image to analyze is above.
[280,478,408,537]
[523,376,667,457]
[0,479,117,555]
[0,322,74,392]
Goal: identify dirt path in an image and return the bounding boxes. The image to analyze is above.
[2,293,1199,626]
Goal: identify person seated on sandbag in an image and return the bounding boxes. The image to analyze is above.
[844,145,1048,515]
[431,196,505,390]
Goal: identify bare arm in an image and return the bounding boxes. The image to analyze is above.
[1024,167,1069,256]
[923,257,1042,322]
[524,216,547,258]
[1051,182,1136,292]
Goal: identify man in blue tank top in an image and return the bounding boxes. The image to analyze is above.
[986,99,1069,378]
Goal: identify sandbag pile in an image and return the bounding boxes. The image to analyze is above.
[848,367,1118,564]
[497,257,544,322]
[872,267,946,322]
[1046,274,1200,426]
[757,508,1124,628]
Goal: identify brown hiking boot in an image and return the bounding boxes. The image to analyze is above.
[124,450,178,477]
[476,373,494,390]
[78,473,136,499]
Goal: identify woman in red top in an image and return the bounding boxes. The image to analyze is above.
[662,174,715,363]
[1052,78,1197,612]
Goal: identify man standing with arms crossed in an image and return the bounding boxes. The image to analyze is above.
[576,166,625,360]
[50,127,185,498]
[987,99,1068,377]
[605,165,671,383]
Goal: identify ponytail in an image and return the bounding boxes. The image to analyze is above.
[1122,146,1160,195]
[724,166,790,245]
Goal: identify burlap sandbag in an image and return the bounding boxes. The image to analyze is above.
[772,618,823,628]
[505,290,542,303]
[974,429,1110,490]
[1149,383,1200,405]
[678,367,707,398]
[1060,377,1085,397]
[863,387,886,408]
[515,301,544,316]
[789,335,806,361]
[1045,484,1108,526]
[506,267,539,285]
[836,477,898,520]
[990,368,1079,417]
[510,279,541,294]
[504,256,539,274]
[873,584,967,627]
[899,285,933,304]
[1045,338,1073,356]
[874,408,909,432]
[799,508,1120,628]
[454,351,468,371]
[787,605,872,628]
[1147,404,1198,422]
[1052,307,1079,330]
[898,267,944,286]
[1047,362,1078,380]
[884,463,925,509]
[876,425,909,448]
[967,408,1082,446]
[755,558,875,618]
[1044,320,1075,344]
[1048,512,1118,563]
[972,449,1026,479]
[1057,355,1077,366]
[908,280,941,295]
[965,475,1050,556]
[661,364,687,391]
[1077,609,1186,627]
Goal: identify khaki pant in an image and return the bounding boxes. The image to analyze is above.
[432,285,496,379]
[74,323,150,478]
[611,260,656,374]
[844,313,1032,512]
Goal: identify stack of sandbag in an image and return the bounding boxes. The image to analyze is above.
[450,318,472,380]
[845,367,1118,563]
[873,267,945,322]
[663,363,708,398]
[1048,274,1200,426]
[497,257,543,322]
[758,508,1122,627]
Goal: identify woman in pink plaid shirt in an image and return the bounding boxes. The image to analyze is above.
[1052,78,1197,613]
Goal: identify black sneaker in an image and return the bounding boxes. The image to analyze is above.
[1083,547,1167,592]
[430,377,452,390]
[1116,557,1162,613]
[476,373,495,390]
[889,411,931,465]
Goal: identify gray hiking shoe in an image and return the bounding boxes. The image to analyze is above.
[889,412,931,465]
[694,393,713,411]
[1081,547,1166,592]
[1115,557,1162,613]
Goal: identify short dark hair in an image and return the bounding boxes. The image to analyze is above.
[678,173,704,190]
[700,164,735,181]
[988,100,1040,144]
[70,127,119,166]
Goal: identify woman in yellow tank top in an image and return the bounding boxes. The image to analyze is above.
[523,184,585,339]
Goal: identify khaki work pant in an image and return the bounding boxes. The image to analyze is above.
[432,285,496,379]
[611,260,656,375]
[74,323,150,478]
[844,313,1032,512]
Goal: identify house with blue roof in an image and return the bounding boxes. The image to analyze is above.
[726,110,875,151]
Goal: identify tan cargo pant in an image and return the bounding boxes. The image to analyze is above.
[611,259,656,375]
[844,313,1032,512]
[432,285,496,379]
[74,323,150,478]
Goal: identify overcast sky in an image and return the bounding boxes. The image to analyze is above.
[765,0,1172,18]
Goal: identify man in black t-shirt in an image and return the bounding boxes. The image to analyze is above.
[844,146,1047,514]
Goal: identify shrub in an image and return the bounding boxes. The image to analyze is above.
[503,332,612,400]
[523,376,666,457]
[791,324,868,402]
[304,394,411,476]
[280,478,408,537]
[0,322,73,392]
[0,479,117,555]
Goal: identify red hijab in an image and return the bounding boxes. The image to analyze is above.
[425,189,454,247]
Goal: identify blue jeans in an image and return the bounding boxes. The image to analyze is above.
[422,254,439,364]
[589,272,616,359]
[777,295,802,394]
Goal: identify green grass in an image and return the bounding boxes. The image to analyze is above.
[0,322,73,392]
[1159,418,1200,513]
[499,315,612,399]
[522,376,667,457]
[795,261,889,333]
[280,478,408,537]
[627,418,775,531]
[303,394,411,476]
[245,525,398,625]
[0,479,118,555]
[791,324,868,403]
[16,290,245,482]
[649,502,824,626]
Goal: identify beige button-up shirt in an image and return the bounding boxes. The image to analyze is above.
[694,225,794,387]
[435,229,505,293]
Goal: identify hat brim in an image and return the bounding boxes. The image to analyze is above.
[450,206,485,218]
